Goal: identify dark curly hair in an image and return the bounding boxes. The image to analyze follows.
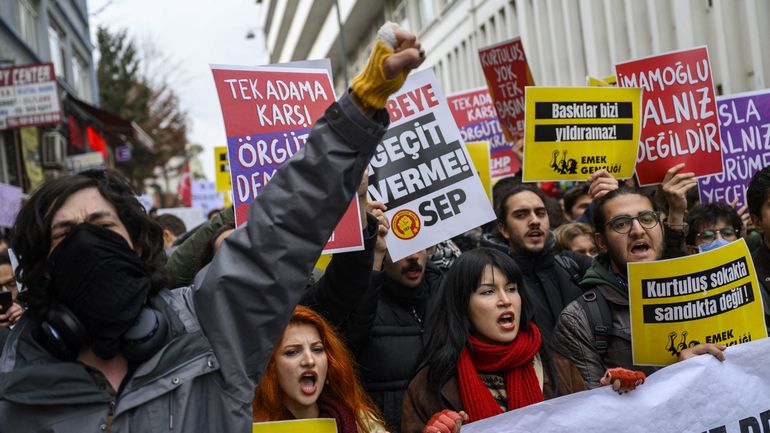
[685,203,743,246]
[11,169,167,321]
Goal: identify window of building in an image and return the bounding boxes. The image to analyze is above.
[418,0,436,29]
[48,22,67,80]
[18,0,39,52]
[392,0,410,31]
[72,53,91,101]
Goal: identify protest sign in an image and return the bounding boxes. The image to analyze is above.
[211,61,364,254]
[698,89,770,208]
[447,87,520,177]
[0,183,22,228]
[586,75,617,87]
[627,239,766,366]
[462,337,770,433]
[0,63,62,130]
[192,180,224,217]
[157,207,204,232]
[368,69,495,261]
[464,141,492,202]
[523,87,641,182]
[479,37,533,143]
[253,419,336,433]
[214,146,231,192]
[616,46,723,185]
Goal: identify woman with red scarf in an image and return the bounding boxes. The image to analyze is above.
[253,306,388,433]
[401,248,586,433]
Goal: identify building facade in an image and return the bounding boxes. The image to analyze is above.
[0,0,148,199]
[261,0,770,98]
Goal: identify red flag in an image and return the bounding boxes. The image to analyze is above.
[177,163,191,206]
[86,126,107,158]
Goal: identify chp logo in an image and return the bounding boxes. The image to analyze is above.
[392,209,421,240]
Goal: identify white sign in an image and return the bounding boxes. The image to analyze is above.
[0,63,62,130]
[463,338,770,433]
[157,207,204,232]
[65,152,105,173]
[191,180,224,218]
[367,69,495,261]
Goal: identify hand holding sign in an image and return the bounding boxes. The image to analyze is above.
[587,169,619,200]
[678,342,726,362]
[660,163,697,226]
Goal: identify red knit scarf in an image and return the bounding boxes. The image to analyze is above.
[457,324,544,422]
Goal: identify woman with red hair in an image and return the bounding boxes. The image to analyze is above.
[253,306,387,433]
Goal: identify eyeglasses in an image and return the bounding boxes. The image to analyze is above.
[606,211,660,234]
[697,228,738,242]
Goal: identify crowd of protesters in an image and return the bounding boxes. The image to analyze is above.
[0,22,767,433]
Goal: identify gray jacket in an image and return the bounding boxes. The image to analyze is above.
[0,94,388,432]
[552,256,659,389]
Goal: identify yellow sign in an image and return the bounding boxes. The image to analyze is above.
[523,87,641,182]
[21,127,44,191]
[215,146,231,192]
[586,75,617,87]
[253,419,337,433]
[465,141,492,202]
[627,239,767,366]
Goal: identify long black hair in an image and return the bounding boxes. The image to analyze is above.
[11,169,167,321]
[423,247,533,391]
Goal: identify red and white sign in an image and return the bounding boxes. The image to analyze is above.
[211,61,364,254]
[616,46,723,186]
[447,87,520,177]
[0,63,62,130]
[478,37,533,143]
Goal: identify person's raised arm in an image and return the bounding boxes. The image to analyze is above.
[192,23,424,405]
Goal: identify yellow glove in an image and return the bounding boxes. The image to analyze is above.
[351,23,411,109]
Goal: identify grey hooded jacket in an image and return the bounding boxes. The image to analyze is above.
[0,93,388,432]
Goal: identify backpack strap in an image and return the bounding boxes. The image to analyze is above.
[576,289,613,355]
[554,253,583,287]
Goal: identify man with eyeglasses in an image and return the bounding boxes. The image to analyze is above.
[552,166,726,389]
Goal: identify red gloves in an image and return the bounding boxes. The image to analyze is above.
[423,409,464,433]
[600,368,646,393]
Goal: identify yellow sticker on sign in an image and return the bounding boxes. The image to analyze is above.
[627,239,767,366]
[523,87,641,182]
[464,141,492,202]
[253,419,337,433]
[215,146,231,192]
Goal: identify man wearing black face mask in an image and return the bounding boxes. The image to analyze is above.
[0,25,425,432]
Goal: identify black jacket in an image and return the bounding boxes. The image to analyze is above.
[507,233,592,343]
[346,264,442,432]
[300,214,379,330]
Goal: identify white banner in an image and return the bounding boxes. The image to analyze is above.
[367,68,495,261]
[463,338,770,433]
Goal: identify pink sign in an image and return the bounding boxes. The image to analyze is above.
[448,87,520,177]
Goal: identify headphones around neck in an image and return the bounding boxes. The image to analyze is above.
[40,304,169,363]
